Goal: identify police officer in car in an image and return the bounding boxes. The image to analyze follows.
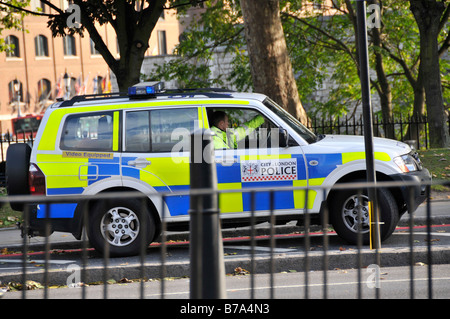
[210,110,265,149]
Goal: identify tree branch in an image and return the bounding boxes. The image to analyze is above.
[381,42,417,87]
[139,0,166,31]
[164,0,207,10]
[438,3,450,33]
[39,0,64,14]
[72,0,118,73]
[282,11,357,65]
[0,0,57,17]
[438,31,450,58]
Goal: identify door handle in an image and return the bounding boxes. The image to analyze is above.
[215,157,237,166]
[128,158,151,168]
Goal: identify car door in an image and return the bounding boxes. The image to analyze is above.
[206,106,309,217]
[57,110,122,190]
[36,110,121,218]
[121,106,200,217]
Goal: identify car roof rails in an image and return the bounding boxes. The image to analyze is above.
[57,82,236,107]
[58,92,128,107]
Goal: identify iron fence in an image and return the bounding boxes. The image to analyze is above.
[309,113,450,150]
[0,131,35,187]
[0,179,448,301]
[0,129,449,303]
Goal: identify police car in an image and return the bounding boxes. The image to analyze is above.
[6,82,431,256]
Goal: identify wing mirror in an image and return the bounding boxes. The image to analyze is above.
[279,128,289,148]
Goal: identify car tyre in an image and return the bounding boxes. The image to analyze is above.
[329,183,399,245]
[6,143,31,211]
[88,198,156,257]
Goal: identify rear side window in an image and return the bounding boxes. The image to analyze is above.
[125,108,197,153]
[60,112,115,151]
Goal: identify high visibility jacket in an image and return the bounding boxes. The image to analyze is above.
[211,115,265,149]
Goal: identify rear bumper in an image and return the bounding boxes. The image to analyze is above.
[391,168,431,213]
[21,204,82,239]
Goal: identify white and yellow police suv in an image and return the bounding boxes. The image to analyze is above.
[6,82,431,256]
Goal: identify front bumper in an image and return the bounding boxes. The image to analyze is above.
[391,168,431,213]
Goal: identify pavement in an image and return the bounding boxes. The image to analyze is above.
[0,200,449,286]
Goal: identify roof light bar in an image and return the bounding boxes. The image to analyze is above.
[128,81,164,97]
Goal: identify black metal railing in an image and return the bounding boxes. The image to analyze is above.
[0,129,449,302]
[309,113,450,150]
[0,178,448,300]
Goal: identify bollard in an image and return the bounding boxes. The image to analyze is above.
[189,129,226,299]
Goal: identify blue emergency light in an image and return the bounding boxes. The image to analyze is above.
[128,81,164,97]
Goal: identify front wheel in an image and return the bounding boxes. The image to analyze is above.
[329,185,399,245]
[88,199,156,257]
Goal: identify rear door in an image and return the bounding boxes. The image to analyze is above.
[121,106,201,217]
[36,110,121,218]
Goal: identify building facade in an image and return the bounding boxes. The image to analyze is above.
[0,0,181,133]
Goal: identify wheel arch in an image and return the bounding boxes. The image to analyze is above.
[325,170,405,217]
[72,186,162,240]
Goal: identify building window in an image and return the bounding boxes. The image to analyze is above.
[63,35,77,56]
[93,76,103,94]
[8,79,23,104]
[32,0,46,13]
[313,1,322,9]
[158,30,167,55]
[90,38,100,55]
[116,37,120,56]
[5,35,20,58]
[38,1,46,13]
[34,35,49,57]
[37,79,52,101]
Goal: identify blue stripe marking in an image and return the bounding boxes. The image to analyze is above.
[305,153,341,179]
[291,154,307,180]
[155,185,190,216]
[122,166,140,179]
[88,163,120,175]
[242,180,294,211]
[47,187,84,195]
[37,203,77,218]
[216,161,241,183]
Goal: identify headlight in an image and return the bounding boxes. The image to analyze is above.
[394,154,418,172]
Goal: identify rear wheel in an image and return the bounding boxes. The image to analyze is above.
[330,183,399,245]
[88,198,156,257]
[6,143,31,211]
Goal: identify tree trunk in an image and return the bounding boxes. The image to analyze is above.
[75,0,165,93]
[240,0,309,125]
[410,0,450,148]
[370,2,394,139]
[114,42,147,92]
[405,65,426,143]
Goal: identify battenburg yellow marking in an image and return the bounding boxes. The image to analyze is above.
[113,111,120,151]
[342,152,390,164]
[62,151,114,160]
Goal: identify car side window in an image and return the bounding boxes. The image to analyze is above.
[60,112,114,151]
[207,107,278,149]
[125,108,197,153]
[125,110,150,152]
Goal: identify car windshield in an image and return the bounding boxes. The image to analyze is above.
[263,98,317,144]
